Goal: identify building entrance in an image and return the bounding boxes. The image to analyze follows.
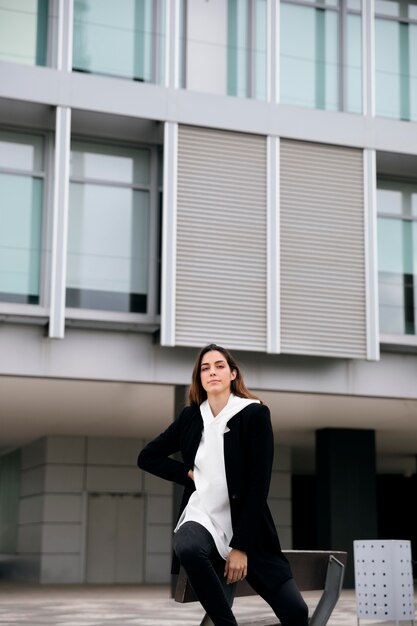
[86,492,145,583]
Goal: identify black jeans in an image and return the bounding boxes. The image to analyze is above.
[173,521,309,626]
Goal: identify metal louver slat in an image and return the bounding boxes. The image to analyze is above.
[280,140,366,359]
[175,126,267,351]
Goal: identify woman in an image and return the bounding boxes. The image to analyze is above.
[138,344,308,626]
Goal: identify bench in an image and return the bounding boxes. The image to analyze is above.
[175,549,347,626]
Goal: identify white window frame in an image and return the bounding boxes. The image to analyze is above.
[377,175,417,343]
[280,0,363,113]
[63,135,160,329]
[0,125,50,323]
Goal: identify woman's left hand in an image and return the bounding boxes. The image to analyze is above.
[224,549,247,584]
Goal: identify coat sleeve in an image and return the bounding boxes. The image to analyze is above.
[137,409,189,486]
[229,404,274,553]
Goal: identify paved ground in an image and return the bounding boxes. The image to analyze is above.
[0,582,413,626]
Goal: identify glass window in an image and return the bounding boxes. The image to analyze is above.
[0,0,48,66]
[346,13,362,113]
[280,0,362,113]
[67,141,151,314]
[378,180,417,335]
[376,0,417,121]
[0,131,44,305]
[182,0,267,100]
[73,0,165,83]
[227,0,267,100]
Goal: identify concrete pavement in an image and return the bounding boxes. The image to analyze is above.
[0,582,410,626]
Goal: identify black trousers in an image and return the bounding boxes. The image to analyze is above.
[173,521,309,626]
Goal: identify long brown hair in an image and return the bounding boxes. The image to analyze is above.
[188,344,262,406]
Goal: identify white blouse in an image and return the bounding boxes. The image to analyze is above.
[174,393,260,559]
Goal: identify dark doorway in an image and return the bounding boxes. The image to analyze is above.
[377,474,417,575]
[292,473,417,578]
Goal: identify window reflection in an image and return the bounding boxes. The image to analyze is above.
[280,0,362,113]
[70,142,150,185]
[0,131,44,305]
[180,0,267,100]
[73,0,166,84]
[378,182,417,335]
[376,0,417,121]
[0,0,48,66]
[67,141,151,314]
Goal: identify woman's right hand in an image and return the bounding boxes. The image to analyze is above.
[187,469,194,481]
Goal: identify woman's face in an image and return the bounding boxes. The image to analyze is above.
[200,350,237,397]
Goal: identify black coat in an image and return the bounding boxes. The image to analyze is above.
[137,402,292,589]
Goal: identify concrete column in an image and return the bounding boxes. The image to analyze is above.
[316,428,377,588]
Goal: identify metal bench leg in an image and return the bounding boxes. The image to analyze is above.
[309,556,345,626]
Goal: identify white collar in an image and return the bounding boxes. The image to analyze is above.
[200,393,260,429]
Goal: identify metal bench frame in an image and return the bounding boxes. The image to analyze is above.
[175,549,347,626]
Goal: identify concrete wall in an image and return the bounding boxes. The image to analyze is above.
[143,471,172,583]
[1,325,417,400]
[13,435,173,584]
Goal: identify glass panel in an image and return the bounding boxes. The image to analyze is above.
[288,0,339,6]
[377,187,403,215]
[0,130,44,172]
[379,301,407,334]
[0,172,42,304]
[375,0,400,17]
[185,0,228,95]
[412,191,417,217]
[254,0,267,100]
[413,222,417,274]
[412,222,417,275]
[375,19,401,119]
[227,0,267,100]
[378,217,417,334]
[0,0,48,66]
[157,147,163,188]
[178,0,187,88]
[347,0,361,10]
[410,23,417,121]
[227,0,249,98]
[323,10,338,110]
[376,0,417,19]
[67,183,149,313]
[73,0,164,83]
[158,0,166,85]
[378,218,405,275]
[281,3,339,110]
[376,18,417,121]
[346,14,362,113]
[378,181,417,217]
[70,141,150,186]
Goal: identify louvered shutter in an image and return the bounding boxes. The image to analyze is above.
[280,139,367,358]
[175,125,267,351]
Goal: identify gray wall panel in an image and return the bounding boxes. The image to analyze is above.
[176,125,267,351]
[280,140,366,359]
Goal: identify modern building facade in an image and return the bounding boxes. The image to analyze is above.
[0,0,417,588]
